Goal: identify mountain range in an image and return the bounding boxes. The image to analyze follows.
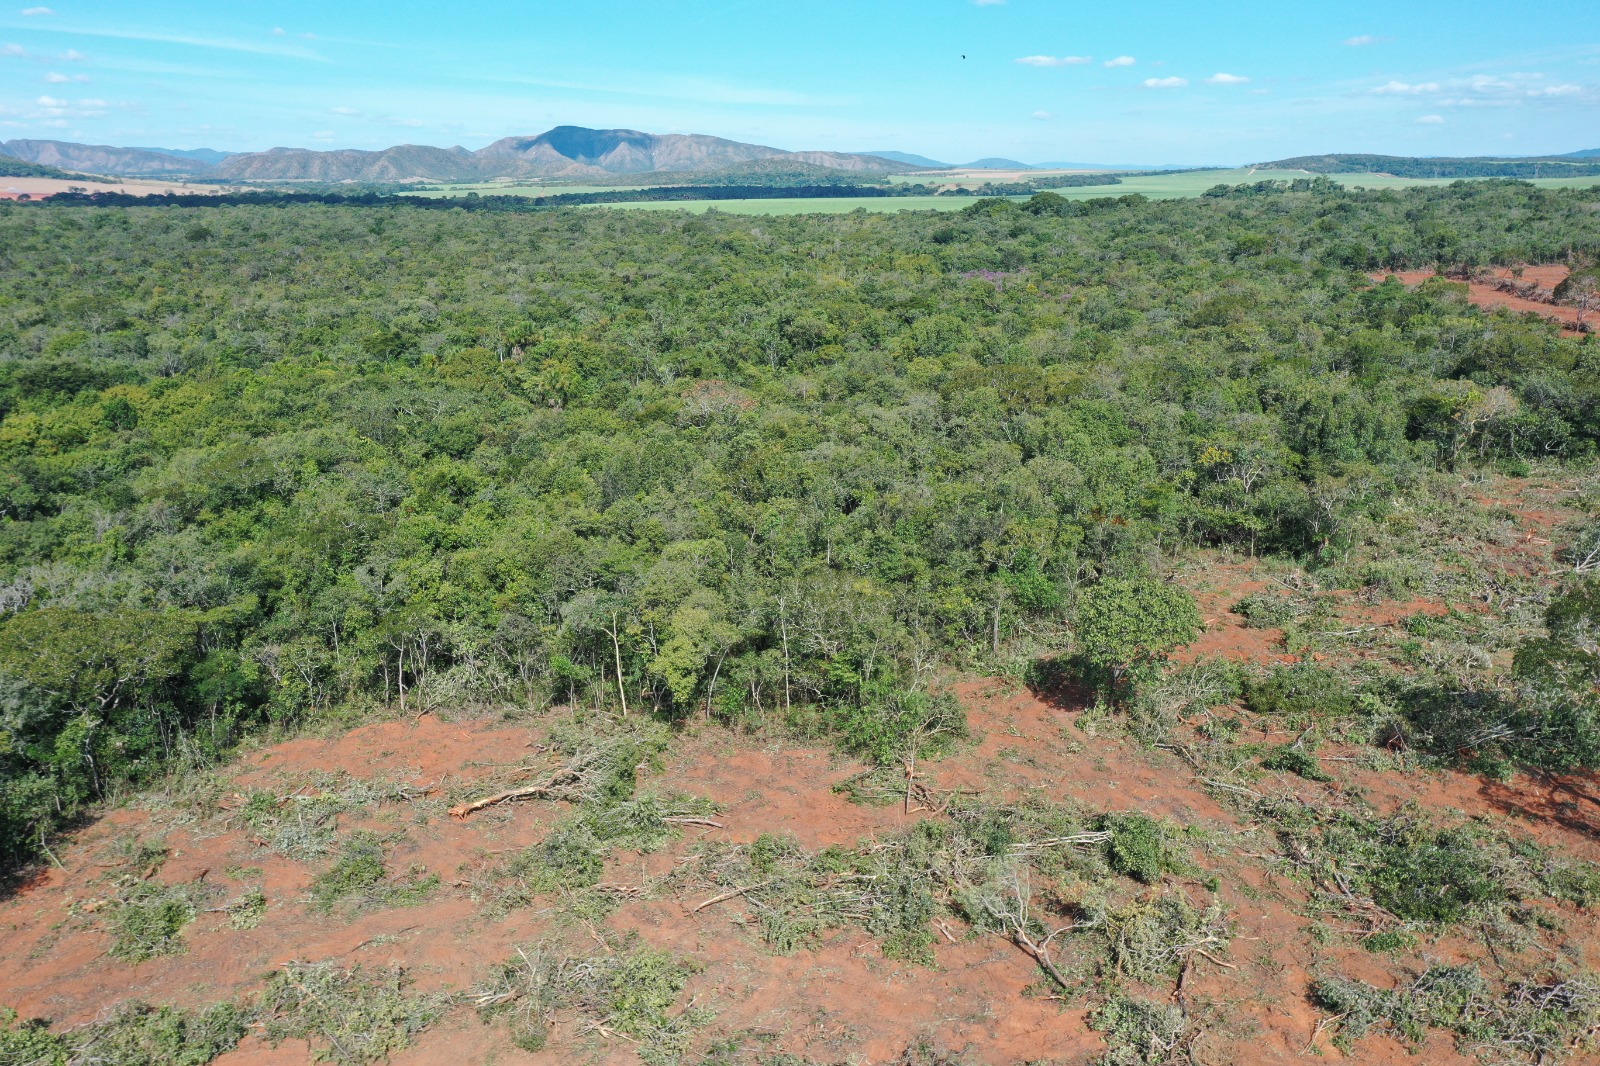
[3,127,914,183]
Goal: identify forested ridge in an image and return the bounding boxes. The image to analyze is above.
[1,180,1598,872]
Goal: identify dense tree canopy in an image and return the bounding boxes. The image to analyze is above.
[0,180,1597,869]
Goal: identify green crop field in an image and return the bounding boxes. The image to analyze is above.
[587,194,1014,215]
[400,182,651,199]
[588,167,1600,215]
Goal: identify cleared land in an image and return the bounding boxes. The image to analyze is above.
[0,176,242,199]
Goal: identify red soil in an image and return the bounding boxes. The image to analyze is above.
[1381,266,1591,333]
[4,483,1598,1065]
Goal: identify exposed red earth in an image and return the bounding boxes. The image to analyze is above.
[3,478,1597,1065]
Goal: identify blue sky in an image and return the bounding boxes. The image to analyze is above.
[1,1,1596,164]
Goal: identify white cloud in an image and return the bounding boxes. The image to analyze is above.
[1015,55,1091,67]
[1104,55,1135,68]
[2,43,26,56]
[43,70,84,83]
[272,27,286,36]
[1344,34,1380,46]
[36,94,64,106]
[312,129,335,139]
[1371,80,1439,94]
[330,105,360,115]
[1143,76,1187,89]
[1031,110,1053,120]
[1531,83,1581,96]
[1205,73,1248,85]
[77,97,104,106]
[62,48,84,60]
[1416,114,1444,124]
[21,6,54,15]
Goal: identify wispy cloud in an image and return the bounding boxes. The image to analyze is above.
[36,93,63,106]
[1344,34,1391,46]
[1205,73,1248,85]
[1,42,26,56]
[1143,76,1187,89]
[1416,114,1444,124]
[1104,55,1135,68]
[1031,110,1053,120]
[1371,80,1439,94]
[14,25,324,60]
[21,6,54,15]
[1015,55,1091,67]
[330,105,360,116]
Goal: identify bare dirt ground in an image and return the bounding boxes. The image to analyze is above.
[1382,266,1590,332]
[0,176,243,199]
[3,475,1598,1065]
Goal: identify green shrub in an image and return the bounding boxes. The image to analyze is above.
[1259,744,1331,781]
[1246,664,1356,720]
[310,832,438,913]
[108,882,196,962]
[1100,813,1177,884]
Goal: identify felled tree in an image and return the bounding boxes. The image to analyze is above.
[1075,578,1202,692]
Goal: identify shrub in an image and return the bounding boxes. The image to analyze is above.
[1245,664,1356,720]
[108,882,196,962]
[1100,813,1177,884]
[309,832,438,913]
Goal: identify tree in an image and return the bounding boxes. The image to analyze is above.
[1074,578,1202,690]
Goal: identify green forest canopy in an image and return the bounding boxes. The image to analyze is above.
[0,179,1598,869]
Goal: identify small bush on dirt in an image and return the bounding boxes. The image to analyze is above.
[1245,664,1356,720]
[107,881,197,961]
[1091,994,1188,1065]
[1100,813,1178,884]
[1313,967,1600,1062]
[1259,744,1332,781]
[1230,591,1304,629]
[0,1001,248,1066]
[474,935,705,1063]
[262,962,446,1066]
[309,832,438,913]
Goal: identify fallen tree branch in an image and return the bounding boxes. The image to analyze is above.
[691,880,772,914]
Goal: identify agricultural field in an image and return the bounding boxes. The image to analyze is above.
[1,181,1599,1065]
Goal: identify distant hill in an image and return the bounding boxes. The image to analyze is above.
[1,139,214,176]
[130,147,234,167]
[961,157,1035,169]
[0,152,92,180]
[861,151,950,169]
[1261,152,1600,179]
[1560,148,1600,159]
[214,126,906,182]
[1033,161,1192,171]
[218,144,481,182]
